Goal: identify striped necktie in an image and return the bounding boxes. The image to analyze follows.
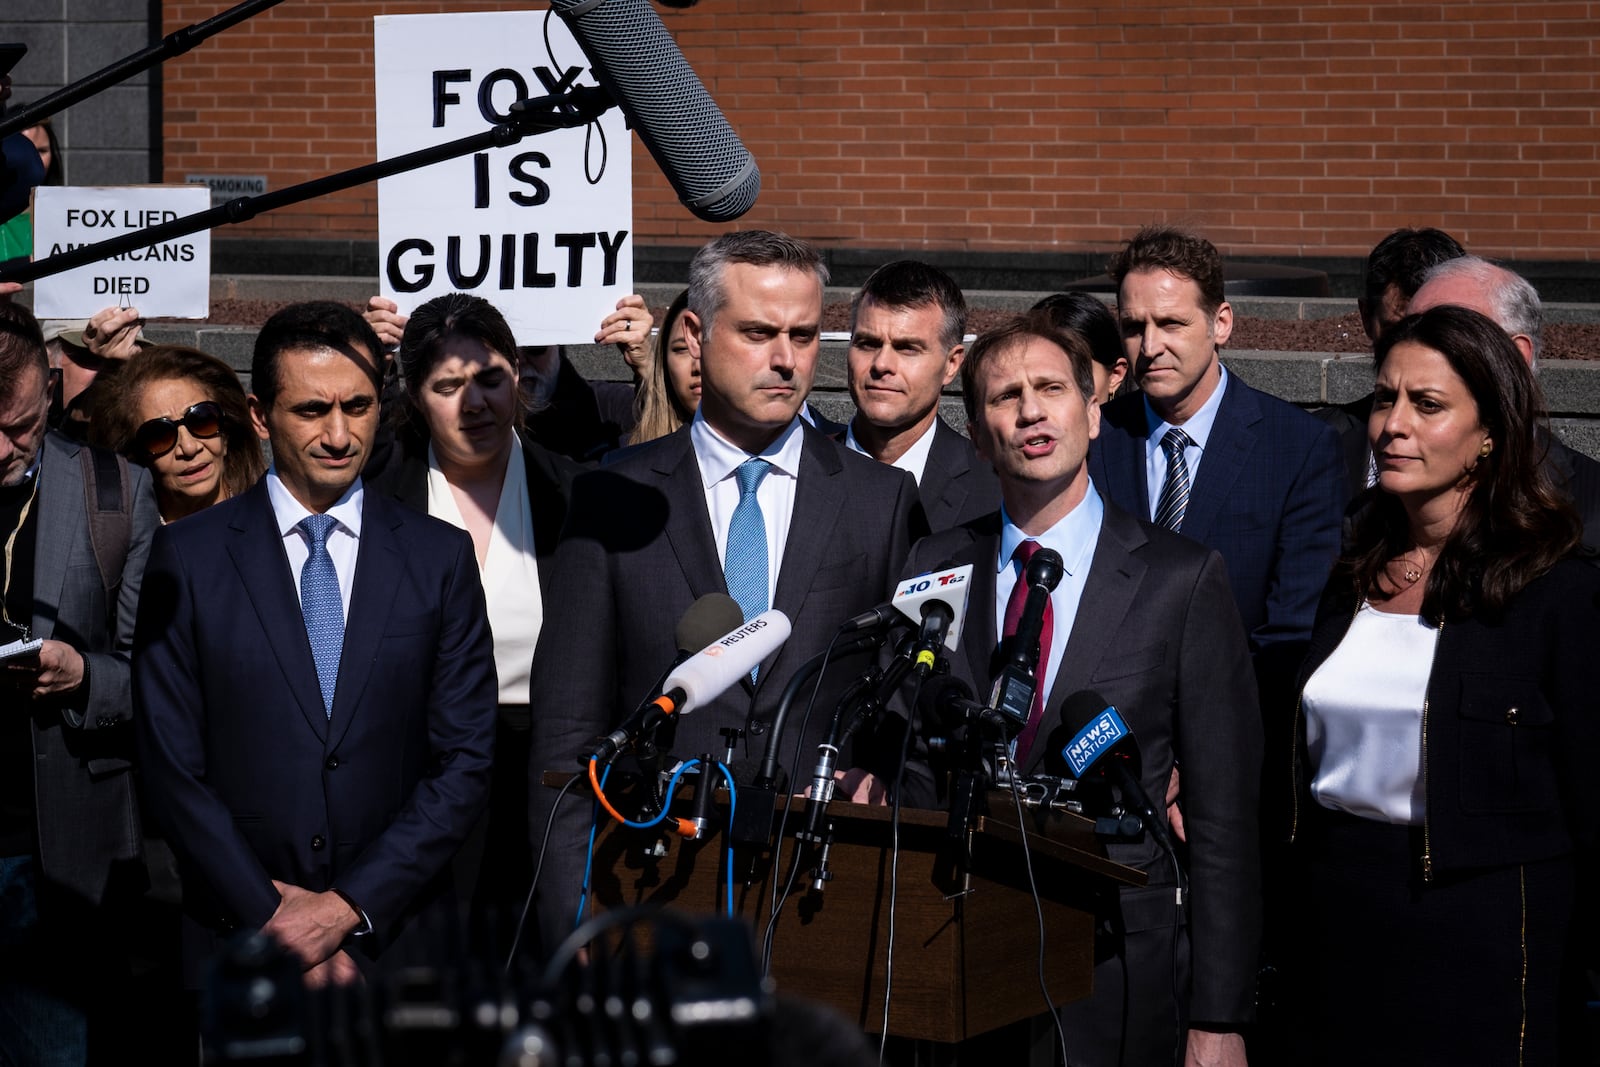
[1153,428,1194,532]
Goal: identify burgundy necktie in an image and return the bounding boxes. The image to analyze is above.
[1004,539,1054,765]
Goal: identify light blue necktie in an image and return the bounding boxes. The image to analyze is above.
[297,514,344,718]
[1153,428,1194,532]
[723,458,772,632]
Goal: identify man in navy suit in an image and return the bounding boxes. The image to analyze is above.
[135,303,497,984]
[841,259,1001,532]
[528,232,921,945]
[1087,227,1347,692]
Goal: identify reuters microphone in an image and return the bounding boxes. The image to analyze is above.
[652,609,791,718]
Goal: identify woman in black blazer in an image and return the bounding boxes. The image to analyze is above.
[1287,306,1598,1066]
[365,292,577,960]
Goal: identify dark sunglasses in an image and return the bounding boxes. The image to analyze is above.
[132,401,225,459]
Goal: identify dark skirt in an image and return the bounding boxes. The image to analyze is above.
[1289,805,1578,1067]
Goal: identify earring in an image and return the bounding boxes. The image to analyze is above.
[1479,440,1492,458]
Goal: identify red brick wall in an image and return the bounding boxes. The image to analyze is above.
[161,1,1600,259]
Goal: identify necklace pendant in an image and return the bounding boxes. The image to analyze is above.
[1404,566,1422,582]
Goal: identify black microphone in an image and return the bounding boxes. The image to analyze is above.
[586,593,743,764]
[987,548,1064,730]
[1048,690,1176,857]
[551,0,760,223]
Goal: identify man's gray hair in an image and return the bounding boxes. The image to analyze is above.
[686,230,829,333]
[1423,255,1543,361]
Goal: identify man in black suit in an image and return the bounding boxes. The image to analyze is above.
[1406,255,1600,548]
[1315,227,1466,489]
[135,302,498,985]
[842,259,1001,532]
[527,231,922,945]
[0,301,160,1064]
[902,312,1260,1067]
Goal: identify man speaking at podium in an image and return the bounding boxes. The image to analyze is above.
[897,312,1262,1067]
[527,231,923,946]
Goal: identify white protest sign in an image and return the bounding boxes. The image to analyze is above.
[375,11,633,346]
[32,185,210,319]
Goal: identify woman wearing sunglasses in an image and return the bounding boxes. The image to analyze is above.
[92,345,265,523]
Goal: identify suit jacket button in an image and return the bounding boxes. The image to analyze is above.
[311,835,326,851]
[325,756,340,770]
[1505,706,1519,724]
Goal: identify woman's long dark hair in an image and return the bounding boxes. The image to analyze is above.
[92,344,266,503]
[1336,305,1580,620]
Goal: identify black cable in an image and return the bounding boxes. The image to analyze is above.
[1007,771,1072,1067]
[543,5,609,186]
[876,669,928,1063]
[760,627,844,973]
[540,903,697,989]
[505,772,581,974]
[1165,841,1189,1066]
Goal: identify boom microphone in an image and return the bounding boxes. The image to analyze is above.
[1049,690,1175,856]
[988,548,1064,729]
[551,0,760,222]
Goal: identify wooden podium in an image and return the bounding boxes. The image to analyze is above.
[555,774,1145,1042]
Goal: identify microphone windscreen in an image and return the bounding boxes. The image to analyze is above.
[664,609,792,714]
[1054,689,1134,779]
[675,592,744,655]
[552,0,760,222]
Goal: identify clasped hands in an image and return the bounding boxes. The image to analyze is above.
[262,880,363,988]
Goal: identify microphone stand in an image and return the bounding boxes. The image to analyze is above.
[0,84,616,285]
[0,0,290,139]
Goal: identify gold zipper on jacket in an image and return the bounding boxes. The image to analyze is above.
[1518,864,1528,1066]
[1418,617,1444,883]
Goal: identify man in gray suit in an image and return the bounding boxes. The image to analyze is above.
[528,231,922,946]
[842,259,1001,532]
[900,311,1261,1067]
[0,300,160,1065]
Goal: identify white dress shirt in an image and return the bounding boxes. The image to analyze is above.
[426,440,542,706]
[1143,364,1231,521]
[1302,602,1440,825]
[691,412,805,610]
[267,469,362,622]
[844,417,937,486]
[993,481,1105,705]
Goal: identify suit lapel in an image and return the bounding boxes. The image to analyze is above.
[1024,507,1149,776]
[921,419,969,529]
[654,428,726,603]
[962,529,1000,690]
[1180,375,1259,543]
[327,494,405,752]
[31,435,80,642]
[226,482,329,742]
[1094,400,1153,519]
[770,427,845,677]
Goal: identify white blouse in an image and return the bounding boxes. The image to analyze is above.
[1301,602,1440,825]
[427,441,543,706]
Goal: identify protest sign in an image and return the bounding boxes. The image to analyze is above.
[32,185,211,319]
[375,11,634,345]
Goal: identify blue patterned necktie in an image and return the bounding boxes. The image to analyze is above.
[723,461,771,684]
[297,514,344,718]
[1153,428,1194,532]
